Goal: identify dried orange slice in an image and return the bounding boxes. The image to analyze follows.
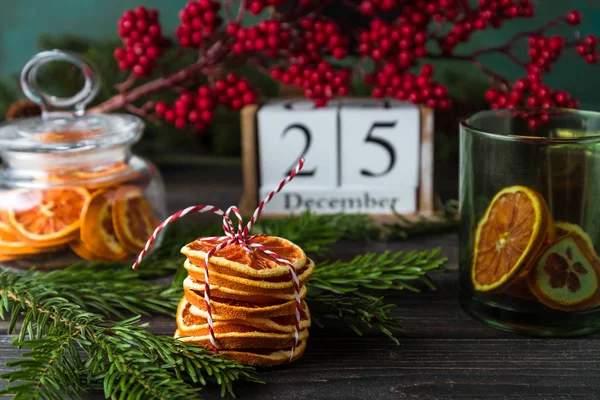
[7,188,89,247]
[182,235,307,279]
[45,162,140,190]
[528,234,600,311]
[80,190,128,261]
[555,221,596,254]
[0,224,63,256]
[111,185,156,254]
[37,129,102,143]
[69,239,112,262]
[472,186,552,292]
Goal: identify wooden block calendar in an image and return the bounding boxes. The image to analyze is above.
[239,99,435,218]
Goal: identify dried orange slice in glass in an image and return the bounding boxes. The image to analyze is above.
[69,239,112,262]
[528,234,600,311]
[7,188,89,247]
[472,186,552,292]
[45,162,140,190]
[112,185,156,254]
[0,223,63,256]
[80,190,128,261]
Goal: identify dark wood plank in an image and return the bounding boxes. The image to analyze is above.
[224,337,600,400]
[2,333,599,400]
[2,165,600,399]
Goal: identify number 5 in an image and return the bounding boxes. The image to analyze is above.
[361,122,397,177]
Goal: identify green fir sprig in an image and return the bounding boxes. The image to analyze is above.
[0,272,261,399]
[310,249,447,296]
[27,266,180,318]
[307,292,403,344]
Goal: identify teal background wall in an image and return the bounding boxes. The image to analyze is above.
[0,1,599,107]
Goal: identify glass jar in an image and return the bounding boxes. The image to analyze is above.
[0,50,166,270]
[460,108,600,336]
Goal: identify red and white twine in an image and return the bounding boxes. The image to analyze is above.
[133,158,305,361]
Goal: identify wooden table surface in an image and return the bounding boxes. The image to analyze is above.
[1,163,599,399]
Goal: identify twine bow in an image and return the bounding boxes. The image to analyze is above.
[133,158,305,362]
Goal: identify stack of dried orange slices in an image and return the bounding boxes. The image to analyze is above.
[471,185,600,312]
[174,235,315,367]
[0,162,158,267]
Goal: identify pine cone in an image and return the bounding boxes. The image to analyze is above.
[5,99,41,121]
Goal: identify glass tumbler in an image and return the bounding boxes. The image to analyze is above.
[459,108,600,336]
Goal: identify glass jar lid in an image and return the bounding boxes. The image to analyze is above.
[0,50,144,153]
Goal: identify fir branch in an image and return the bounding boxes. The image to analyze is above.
[307,292,403,345]
[3,332,85,400]
[310,249,447,297]
[89,327,202,400]
[3,267,180,320]
[0,275,260,399]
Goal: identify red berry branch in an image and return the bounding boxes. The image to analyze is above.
[90,2,598,133]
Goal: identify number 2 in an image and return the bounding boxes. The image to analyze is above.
[361,122,397,177]
[282,124,317,177]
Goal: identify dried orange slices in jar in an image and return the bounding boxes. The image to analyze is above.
[0,50,165,269]
[471,186,554,293]
[0,179,159,265]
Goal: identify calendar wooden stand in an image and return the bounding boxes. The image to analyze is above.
[239,100,436,221]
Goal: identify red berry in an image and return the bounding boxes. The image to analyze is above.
[145,46,159,59]
[154,101,167,116]
[242,92,257,104]
[132,64,146,77]
[188,110,200,123]
[200,110,213,122]
[585,53,598,64]
[232,99,243,110]
[164,109,176,122]
[528,118,540,130]
[227,23,239,36]
[566,10,582,25]
[421,64,434,77]
[549,36,564,51]
[554,91,569,105]
[485,89,499,102]
[584,35,598,47]
[114,48,126,60]
[439,99,451,110]
[434,85,448,98]
[526,97,538,107]
[359,1,375,15]
[175,117,187,130]
[134,6,148,19]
